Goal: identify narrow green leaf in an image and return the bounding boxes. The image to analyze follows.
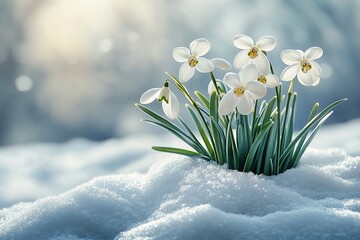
[285,93,297,147]
[291,111,333,168]
[243,120,274,172]
[280,92,293,152]
[177,117,208,154]
[254,130,270,174]
[262,96,277,124]
[210,117,224,164]
[263,116,278,175]
[142,119,208,157]
[210,91,219,122]
[187,104,215,159]
[280,98,347,164]
[291,102,319,163]
[195,91,210,109]
[225,113,237,169]
[236,124,246,170]
[137,104,206,155]
[136,104,184,134]
[152,146,204,157]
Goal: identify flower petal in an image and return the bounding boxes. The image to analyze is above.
[208,81,216,95]
[239,63,259,84]
[196,57,214,73]
[281,50,303,65]
[236,93,254,115]
[256,36,276,51]
[162,91,179,119]
[246,81,267,99]
[157,87,170,103]
[179,63,195,82]
[309,60,322,77]
[310,76,321,86]
[297,68,317,86]
[305,47,323,60]
[172,47,190,62]
[233,35,254,49]
[252,51,270,76]
[223,72,240,88]
[211,58,232,70]
[140,88,161,104]
[264,74,279,88]
[218,91,238,116]
[233,50,251,69]
[190,38,210,56]
[280,64,298,81]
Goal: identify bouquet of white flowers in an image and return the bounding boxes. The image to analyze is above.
[137,35,346,175]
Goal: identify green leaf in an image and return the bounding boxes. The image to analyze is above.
[210,91,219,122]
[187,104,215,159]
[243,120,274,172]
[152,146,204,157]
[225,112,238,169]
[136,103,183,133]
[263,115,278,175]
[280,98,347,164]
[142,119,208,157]
[291,111,333,168]
[210,116,225,164]
[254,130,270,174]
[195,91,210,109]
[262,96,277,124]
[285,93,297,148]
[177,117,208,154]
[290,102,319,164]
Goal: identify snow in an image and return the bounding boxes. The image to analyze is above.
[0,120,360,239]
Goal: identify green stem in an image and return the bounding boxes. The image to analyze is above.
[251,100,258,140]
[269,60,281,175]
[280,79,294,150]
[210,71,221,96]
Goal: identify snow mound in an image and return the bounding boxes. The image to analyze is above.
[1,148,359,239]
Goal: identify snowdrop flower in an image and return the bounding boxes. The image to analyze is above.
[219,64,267,115]
[280,47,323,86]
[255,63,279,88]
[172,38,214,82]
[233,35,276,71]
[140,82,179,119]
[211,58,232,70]
[207,79,225,96]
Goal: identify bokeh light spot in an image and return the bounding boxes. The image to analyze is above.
[15,75,33,92]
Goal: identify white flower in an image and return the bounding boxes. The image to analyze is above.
[233,35,276,71]
[218,63,267,116]
[140,83,179,119]
[207,79,225,96]
[280,47,323,86]
[172,38,215,82]
[211,58,232,70]
[255,63,279,88]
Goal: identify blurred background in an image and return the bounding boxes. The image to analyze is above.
[0,0,359,145]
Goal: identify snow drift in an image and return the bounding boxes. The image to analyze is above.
[1,147,359,239]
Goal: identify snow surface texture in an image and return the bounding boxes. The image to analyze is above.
[0,148,360,240]
[0,119,359,239]
[0,135,178,208]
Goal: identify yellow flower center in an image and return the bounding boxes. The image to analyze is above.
[234,87,245,97]
[258,75,267,84]
[300,60,312,73]
[188,56,199,68]
[248,47,259,59]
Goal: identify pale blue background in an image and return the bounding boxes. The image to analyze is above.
[0,0,358,145]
